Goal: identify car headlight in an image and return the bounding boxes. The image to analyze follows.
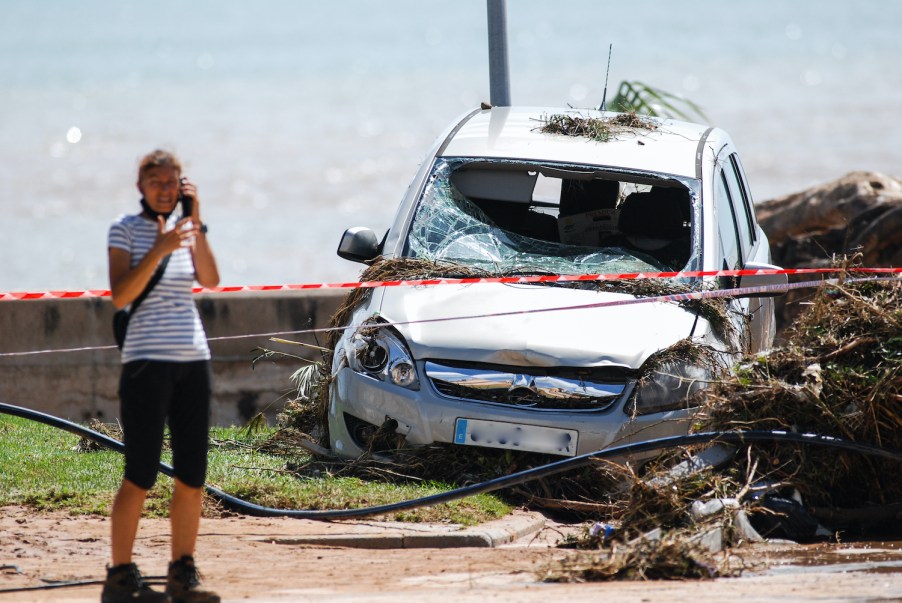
[627,362,709,416]
[347,323,420,390]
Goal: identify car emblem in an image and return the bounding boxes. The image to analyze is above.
[507,374,539,405]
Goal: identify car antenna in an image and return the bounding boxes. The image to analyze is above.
[599,43,613,112]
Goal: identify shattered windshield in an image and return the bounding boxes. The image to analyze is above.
[404,158,697,275]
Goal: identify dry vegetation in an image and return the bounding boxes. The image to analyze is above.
[269,254,901,581]
[537,111,657,142]
[539,533,735,582]
[698,277,902,514]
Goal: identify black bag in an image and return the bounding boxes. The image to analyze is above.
[112,309,130,349]
[112,255,170,350]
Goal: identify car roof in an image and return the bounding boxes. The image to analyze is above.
[439,106,720,180]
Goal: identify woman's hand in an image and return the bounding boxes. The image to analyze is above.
[156,215,197,252]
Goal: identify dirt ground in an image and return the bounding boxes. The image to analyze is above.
[2,506,902,603]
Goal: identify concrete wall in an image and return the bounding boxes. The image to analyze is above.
[0,290,347,426]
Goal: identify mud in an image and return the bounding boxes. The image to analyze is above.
[1,507,901,602]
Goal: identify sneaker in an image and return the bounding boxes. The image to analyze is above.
[101,563,170,603]
[166,556,220,603]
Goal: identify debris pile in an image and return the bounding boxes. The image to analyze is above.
[697,277,902,524]
[75,419,123,452]
[537,111,657,142]
[541,532,735,582]
[272,250,901,581]
[539,276,901,581]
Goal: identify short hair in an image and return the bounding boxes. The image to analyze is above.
[138,149,182,181]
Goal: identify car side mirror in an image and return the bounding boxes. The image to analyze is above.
[337,226,380,263]
[736,261,788,298]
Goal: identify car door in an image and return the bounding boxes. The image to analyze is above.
[714,147,775,351]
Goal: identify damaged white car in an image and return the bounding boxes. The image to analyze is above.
[328,106,785,464]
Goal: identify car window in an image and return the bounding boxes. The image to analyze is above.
[723,155,755,254]
[729,154,757,245]
[715,170,742,269]
[721,169,751,259]
[404,158,693,275]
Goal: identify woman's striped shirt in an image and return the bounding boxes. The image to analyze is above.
[108,214,211,364]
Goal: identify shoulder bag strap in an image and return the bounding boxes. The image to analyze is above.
[129,254,171,316]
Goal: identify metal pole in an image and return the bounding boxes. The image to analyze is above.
[486,0,511,106]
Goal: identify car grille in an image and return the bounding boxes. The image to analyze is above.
[425,361,627,412]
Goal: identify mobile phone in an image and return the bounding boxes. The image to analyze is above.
[179,194,193,217]
[179,179,193,217]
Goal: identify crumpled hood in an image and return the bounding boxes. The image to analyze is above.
[375,282,705,369]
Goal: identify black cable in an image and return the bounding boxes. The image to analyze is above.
[0,579,105,594]
[3,399,902,594]
[0,577,166,594]
[3,400,901,520]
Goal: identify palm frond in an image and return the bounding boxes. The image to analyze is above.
[289,362,325,401]
[608,81,708,122]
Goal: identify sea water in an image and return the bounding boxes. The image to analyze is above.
[1,0,900,292]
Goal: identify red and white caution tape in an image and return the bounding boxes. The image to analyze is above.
[1,274,898,358]
[364,276,899,332]
[1,267,899,301]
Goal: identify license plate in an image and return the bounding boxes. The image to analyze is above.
[453,418,578,457]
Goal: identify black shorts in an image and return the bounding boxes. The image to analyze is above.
[118,360,212,490]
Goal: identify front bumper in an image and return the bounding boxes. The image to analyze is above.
[327,362,693,462]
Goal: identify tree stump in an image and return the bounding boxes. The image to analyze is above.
[755,171,902,335]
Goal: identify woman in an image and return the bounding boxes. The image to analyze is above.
[103,150,220,603]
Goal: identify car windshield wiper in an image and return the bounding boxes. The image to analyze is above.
[501,267,559,277]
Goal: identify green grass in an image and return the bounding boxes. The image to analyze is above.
[0,416,510,525]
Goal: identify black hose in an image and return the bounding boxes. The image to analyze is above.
[0,579,105,594]
[3,400,902,520]
[3,400,902,594]
[0,577,166,595]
